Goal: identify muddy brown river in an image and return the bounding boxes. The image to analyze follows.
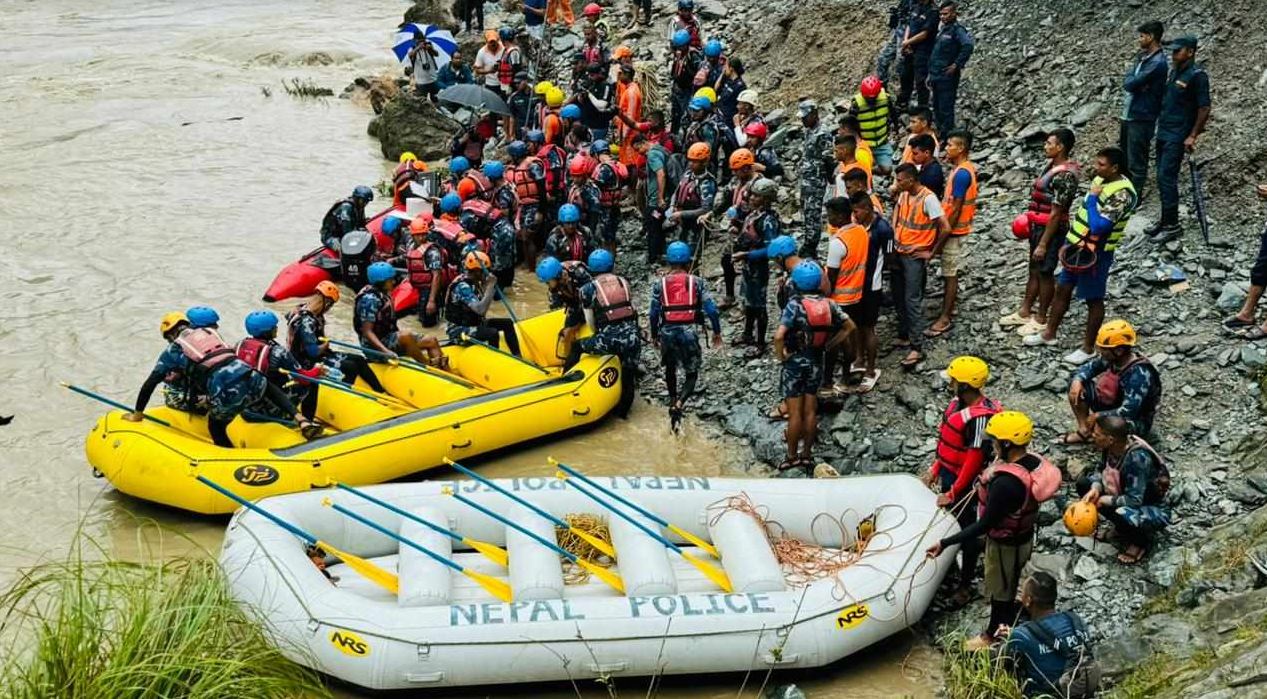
[0,0,938,694]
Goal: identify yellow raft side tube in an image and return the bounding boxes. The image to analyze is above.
[85,310,625,515]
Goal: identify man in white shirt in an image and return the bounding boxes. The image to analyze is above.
[473,31,504,95]
[408,39,440,101]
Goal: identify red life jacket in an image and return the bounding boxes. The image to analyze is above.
[406,242,454,288]
[1092,354,1154,409]
[738,210,770,250]
[538,144,567,199]
[433,217,464,244]
[661,273,700,324]
[463,171,494,201]
[593,273,636,325]
[798,297,835,349]
[731,175,753,209]
[510,156,543,205]
[934,397,1002,477]
[674,172,703,210]
[1027,160,1080,229]
[497,46,519,86]
[595,161,626,207]
[581,41,603,66]
[558,229,586,261]
[976,455,1061,541]
[174,328,236,372]
[235,337,272,374]
[460,198,502,236]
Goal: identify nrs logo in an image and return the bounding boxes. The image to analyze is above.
[329,629,370,657]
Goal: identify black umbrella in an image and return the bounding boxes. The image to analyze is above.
[438,84,511,117]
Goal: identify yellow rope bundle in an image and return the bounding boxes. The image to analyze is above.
[555,513,614,584]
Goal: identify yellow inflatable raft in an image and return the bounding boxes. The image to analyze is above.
[85,310,623,515]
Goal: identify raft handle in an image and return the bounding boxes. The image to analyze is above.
[587,661,629,674]
[571,407,591,417]
[416,643,431,659]
[403,671,445,684]
[762,651,800,666]
[450,439,472,449]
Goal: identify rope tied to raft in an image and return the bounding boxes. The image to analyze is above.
[555,513,614,584]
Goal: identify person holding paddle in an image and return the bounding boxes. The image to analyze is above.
[445,251,523,356]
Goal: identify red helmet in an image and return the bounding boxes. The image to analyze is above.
[583,2,602,17]
[860,75,883,99]
[1011,213,1032,240]
[742,121,768,140]
[568,155,593,176]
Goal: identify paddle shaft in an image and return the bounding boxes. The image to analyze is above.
[559,476,682,555]
[461,334,549,374]
[196,475,314,544]
[322,338,476,389]
[335,482,463,545]
[446,461,566,528]
[62,383,171,427]
[328,501,468,574]
[278,368,404,407]
[446,490,578,563]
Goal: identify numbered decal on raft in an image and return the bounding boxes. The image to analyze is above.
[597,367,619,388]
[329,629,370,657]
[835,603,869,631]
[233,464,279,487]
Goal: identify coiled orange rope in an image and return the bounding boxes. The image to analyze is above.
[555,513,614,584]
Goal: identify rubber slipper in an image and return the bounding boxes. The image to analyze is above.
[900,351,923,370]
[775,459,800,472]
[924,322,953,338]
[1224,316,1254,330]
[1062,430,1092,445]
[856,370,881,393]
[767,406,788,421]
[1243,327,1267,341]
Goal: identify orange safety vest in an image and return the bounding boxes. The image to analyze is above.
[943,161,978,236]
[836,160,873,194]
[894,186,937,254]
[828,223,869,305]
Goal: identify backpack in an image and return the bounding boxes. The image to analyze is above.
[1025,613,1102,699]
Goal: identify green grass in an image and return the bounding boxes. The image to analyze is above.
[0,535,330,698]
[939,634,1024,699]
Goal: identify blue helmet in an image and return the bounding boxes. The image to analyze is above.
[558,203,581,224]
[352,185,374,202]
[677,0,694,10]
[449,156,470,175]
[367,261,396,285]
[381,216,403,236]
[498,26,515,40]
[666,241,692,264]
[587,249,614,273]
[704,39,723,58]
[525,129,545,144]
[186,306,220,328]
[766,235,797,261]
[671,29,691,48]
[791,260,823,291]
[561,104,582,120]
[508,140,528,158]
[440,192,462,213]
[536,256,563,282]
[589,139,610,156]
[244,310,279,338]
[483,160,505,179]
[689,96,711,111]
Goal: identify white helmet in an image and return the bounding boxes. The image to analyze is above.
[737,89,760,108]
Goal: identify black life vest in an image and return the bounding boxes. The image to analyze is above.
[444,277,484,328]
[353,286,396,341]
[285,307,325,367]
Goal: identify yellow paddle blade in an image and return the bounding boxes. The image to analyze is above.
[578,558,625,594]
[464,569,514,603]
[466,538,510,567]
[572,528,616,559]
[317,540,400,594]
[668,524,719,559]
[683,551,733,592]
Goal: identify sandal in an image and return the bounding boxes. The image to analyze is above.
[767,404,788,421]
[924,321,953,338]
[1224,316,1254,330]
[1118,545,1146,565]
[856,370,881,394]
[900,351,923,370]
[775,458,800,472]
[1061,430,1092,445]
[1243,326,1267,341]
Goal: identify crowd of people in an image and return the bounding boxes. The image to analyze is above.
[127,1,1233,695]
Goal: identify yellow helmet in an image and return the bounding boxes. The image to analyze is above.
[985,411,1033,446]
[693,87,717,104]
[1063,501,1098,537]
[398,151,417,164]
[534,80,554,96]
[1095,319,1137,348]
[609,143,620,156]
[944,355,989,389]
[159,311,188,336]
[545,87,565,108]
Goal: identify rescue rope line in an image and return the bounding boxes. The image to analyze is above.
[555,513,615,584]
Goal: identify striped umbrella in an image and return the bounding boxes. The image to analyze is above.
[392,23,458,70]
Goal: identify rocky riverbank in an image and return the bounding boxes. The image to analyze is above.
[362,1,1267,695]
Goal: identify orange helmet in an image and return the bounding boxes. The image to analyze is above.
[1063,501,1098,537]
[613,45,633,60]
[409,159,429,172]
[464,250,491,271]
[456,177,477,200]
[568,155,593,176]
[687,142,711,161]
[409,212,434,234]
[728,148,755,170]
[315,280,341,303]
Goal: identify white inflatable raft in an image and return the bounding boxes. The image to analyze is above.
[219,475,960,690]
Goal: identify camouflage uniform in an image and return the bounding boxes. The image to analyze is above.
[737,209,782,309]
[206,360,267,421]
[489,219,517,276]
[567,180,604,234]
[649,273,722,405]
[669,169,717,252]
[549,262,592,329]
[798,120,836,257]
[151,344,203,412]
[1072,354,1162,436]
[592,161,624,247]
[777,295,849,398]
[1079,440,1171,542]
[246,340,310,419]
[577,278,641,372]
[544,226,599,263]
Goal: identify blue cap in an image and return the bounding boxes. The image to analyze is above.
[244,310,279,338]
[508,140,528,158]
[449,156,470,174]
[666,241,692,264]
[558,203,581,224]
[186,306,220,328]
[367,261,396,285]
[587,249,614,273]
[536,256,563,282]
[791,260,823,291]
[689,96,710,111]
[525,129,545,143]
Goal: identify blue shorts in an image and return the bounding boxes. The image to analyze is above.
[871,142,894,171]
[1058,246,1114,301]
